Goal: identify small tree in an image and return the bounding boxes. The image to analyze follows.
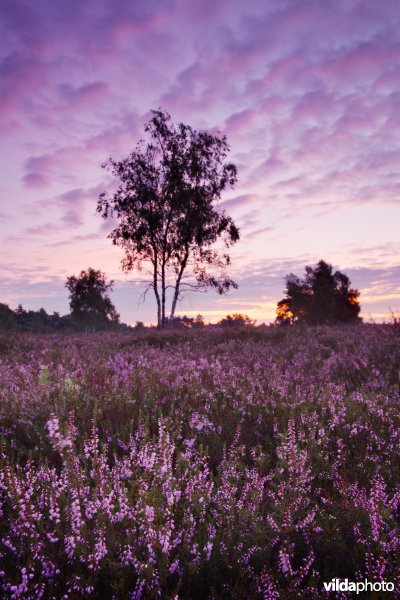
[65,268,119,329]
[193,314,205,328]
[276,260,361,325]
[97,109,239,328]
[166,314,205,329]
[217,313,253,327]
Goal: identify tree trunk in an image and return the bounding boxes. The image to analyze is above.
[161,259,166,328]
[154,286,161,328]
[169,250,189,321]
[152,253,161,327]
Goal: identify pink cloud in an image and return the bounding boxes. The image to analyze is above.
[0,52,46,122]
[61,210,82,226]
[319,42,400,89]
[22,171,49,188]
[219,194,260,211]
[57,82,109,109]
[292,91,338,122]
[22,153,62,188]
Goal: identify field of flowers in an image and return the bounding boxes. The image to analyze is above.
[0,324,399,599]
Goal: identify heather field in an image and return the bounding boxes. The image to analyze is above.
[0,325,399,599]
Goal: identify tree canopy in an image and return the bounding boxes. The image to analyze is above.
[65,268,119,329]
[0,303,74,332]
[97,108,239,328]
[217,313,254,327]
[276,260,361,325]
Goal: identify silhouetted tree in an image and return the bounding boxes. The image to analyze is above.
[0,303,17,330]
[167,315,194,329]
[97,109,239,328]
[193,314,205,328]
[276,260,360,325]
[167,314,205,329]
[14,306,51,332]
[65,268,119,329]
[0,304,73,332]
[217,313,254,327]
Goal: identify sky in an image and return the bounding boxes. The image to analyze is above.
[1,0,400,325]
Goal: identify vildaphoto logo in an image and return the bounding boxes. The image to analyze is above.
[323,579,395,594]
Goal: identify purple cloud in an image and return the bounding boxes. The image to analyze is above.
[57,82,109,109]
[22,171,49,188]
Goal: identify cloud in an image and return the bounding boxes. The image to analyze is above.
[58,81,109,108]
[45,233,102,248]
[0,52,45,123]
[22,171,50,188]
[247,226,274,239]
[61,210,82,226]
[22,152,72,188]
[57,186,106,210]
[219,194,260,211]
[25,222,59,236]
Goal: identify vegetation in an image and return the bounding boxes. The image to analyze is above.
[65,267,120,330]
[97,109,239,328]
[0,269,124,333]
[0,325,398,598]
[217,312,253,327]
[0,303,73,332]
[277,259,360,325]
[165,314,205,328]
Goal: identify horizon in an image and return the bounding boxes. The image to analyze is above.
[1,0,399,325]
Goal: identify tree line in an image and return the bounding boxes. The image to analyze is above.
[0,297,255,333]
[0,257,360,332]
[0,268,125,332]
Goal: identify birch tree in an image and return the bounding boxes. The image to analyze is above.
[97,109,239,327]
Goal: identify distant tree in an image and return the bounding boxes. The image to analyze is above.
[15,304,25,316]
[193,314,205,328]
[168,315,193,329]
[276,260,361,325]
[14,306,49,332]
[166,313,206,329]
[217,313,254,327]
[65,268,119,329]
[0,303,17,330]
[97,108,239,328]
[48,311,73,331]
